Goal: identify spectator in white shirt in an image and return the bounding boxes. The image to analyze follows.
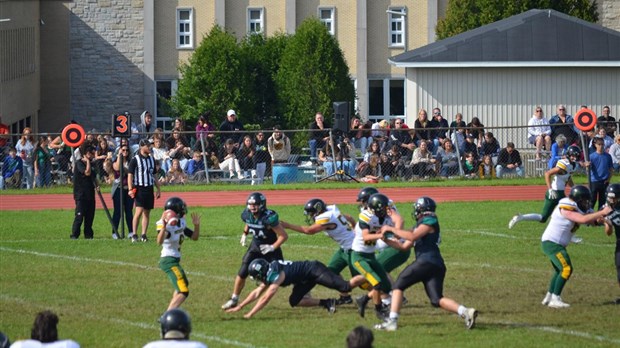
[528,106,552,160]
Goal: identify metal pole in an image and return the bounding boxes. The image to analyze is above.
[580,131,591,190]
[200,133,211,184]
[119,152,125,239]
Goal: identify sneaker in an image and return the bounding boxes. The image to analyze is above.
[541,292,552,306]
[324,298,337,314]
[141,234,148,242]
[570,235,583,244]
[128,232,135,240]
[221,298,238,310]
[70,235,78,240]
[336,295,352,305]
[355,295,370,318]
[112,233,119,240]
[374,318,398,331]
[548,295,570,308]
[508,214,522,229]
[463,308,478,329]
[131,235,139,243]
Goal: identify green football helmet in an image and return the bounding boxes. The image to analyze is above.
[569,185,591,211]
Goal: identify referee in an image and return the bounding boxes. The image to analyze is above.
[128,138,161,242]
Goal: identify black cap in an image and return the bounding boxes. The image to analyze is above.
[139,139,153,147]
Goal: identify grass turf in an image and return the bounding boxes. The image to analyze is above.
[1,200,618,347]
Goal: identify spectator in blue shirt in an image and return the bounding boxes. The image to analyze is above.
[587,137,613,210]
[1,147,23,189]
[549,105,579,146]
[186,150,205,178]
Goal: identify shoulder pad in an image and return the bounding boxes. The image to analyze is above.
[241,209,252,221]
[264,210,280,225]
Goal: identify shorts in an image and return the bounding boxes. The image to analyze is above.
[159,257,189,293]
[350,251,391,294]
[135,186,154,209]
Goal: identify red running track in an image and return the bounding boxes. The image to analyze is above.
[0,186,546,211]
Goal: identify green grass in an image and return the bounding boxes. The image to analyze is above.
[1,200,618,348]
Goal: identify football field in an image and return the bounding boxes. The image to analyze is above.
[1,200,618,347]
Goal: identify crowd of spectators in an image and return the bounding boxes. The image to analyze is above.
[1,104,618,188]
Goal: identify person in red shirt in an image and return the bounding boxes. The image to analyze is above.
[0,116,10,157]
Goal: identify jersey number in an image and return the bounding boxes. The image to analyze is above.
[248,228,266,239]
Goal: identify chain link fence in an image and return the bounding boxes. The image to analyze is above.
[1,121,618,189]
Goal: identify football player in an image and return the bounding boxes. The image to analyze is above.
[156,197,201,311]
[602,183,620,304]
[350,193,394,320]
[225,258,353,318]
[143,308,206,348]
[280,198,357,305]
[509,146,584,244]
[221,192,288,310]
[540,186,611,308]
[355,188,409,317]
[375,197,478,331]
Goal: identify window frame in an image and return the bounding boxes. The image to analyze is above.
[368,78,406,119]
[318,7,336,35]
[176,8,194,49]
[388,7,406,48]
[247,7,265,35]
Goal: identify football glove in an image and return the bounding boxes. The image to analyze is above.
[240,234,247,247]
[548,189,558,200]
[259,244,275,255]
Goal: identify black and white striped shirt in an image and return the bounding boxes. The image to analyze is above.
[128,153,155,187]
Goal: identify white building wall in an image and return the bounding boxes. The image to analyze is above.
[407,67,620,148]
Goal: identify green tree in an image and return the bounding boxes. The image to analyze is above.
[276,18,354,137]
[240,32,289,129]
[171,26,249,125]
[436,0,599,40]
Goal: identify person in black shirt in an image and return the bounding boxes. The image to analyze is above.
[225,258,353,318]
[219,109,245,147]
[309,112,330,162]
[71,145,97,239]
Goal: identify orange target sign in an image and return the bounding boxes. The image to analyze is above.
[61,123,86,148]
[574,108,597,132]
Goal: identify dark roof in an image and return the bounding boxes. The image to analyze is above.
[390,9,620,66]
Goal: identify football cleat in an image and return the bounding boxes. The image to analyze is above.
[324,298,337,314]
[508,214,522,229]
[141,234,148,242]
[336,295,352,305]
[548,295,570,308]
[131,235,139,243]
[221,298,238,310]
[463,308,478,329]
[375,303,390,321]
[541,292,552,306]
[355,295,370,318]
[374,318,398,331]
[570,235,583,244]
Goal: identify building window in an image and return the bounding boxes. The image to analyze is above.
[177,8,193,49]
[248,8,264,34]
[318,7,335,35]
[388,7,406,47]
[369,79,405,118]
[156,80,177,130]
